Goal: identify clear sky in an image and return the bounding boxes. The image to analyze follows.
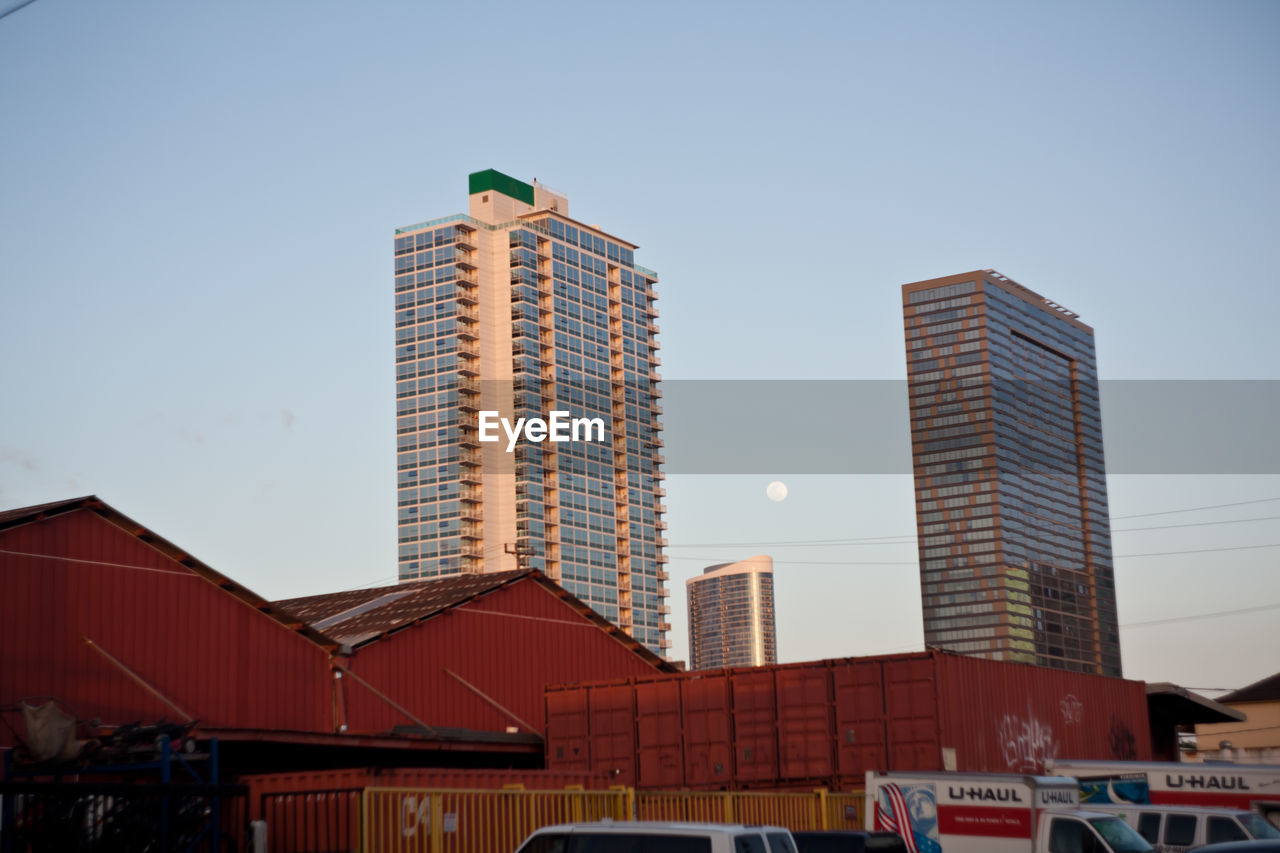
[2,1,1277,695]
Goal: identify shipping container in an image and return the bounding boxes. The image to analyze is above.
[545,650,1153,791]
[683,672,733,788]
[636,678,683,788]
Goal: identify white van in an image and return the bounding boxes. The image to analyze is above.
[514,821,799,853]
[1100,804,1280,852]
[864,771,1154,853]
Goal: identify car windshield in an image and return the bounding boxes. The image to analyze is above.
[1240,813,1280,839]
[1089,817,1155,853]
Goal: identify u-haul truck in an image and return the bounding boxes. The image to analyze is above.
[1044,759,1280,821]
[865,771,1153,853]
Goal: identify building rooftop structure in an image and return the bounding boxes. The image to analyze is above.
[274,570,669,667]
[0,495,673,775]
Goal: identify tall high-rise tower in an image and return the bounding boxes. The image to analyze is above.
[903,270,1120,676]
[394,170,669,655]
[687,555,777,670]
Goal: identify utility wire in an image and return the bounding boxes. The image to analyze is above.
[668,501,1280,550]
[1120,601,1280,629]
[1115,515,1280,533]
[1112,496,1280,520]
[668,540,1280,565]
[0,0,40,22]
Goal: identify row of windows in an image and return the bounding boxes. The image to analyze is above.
[909,328,982,350]
[543,218,636,268]
[908,280,976,304]
[394,226,459,256]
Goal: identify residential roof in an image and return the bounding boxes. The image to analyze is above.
[273,570,677,671]
[0,495,343,652]
[1146,682,1247,724]
[1217,671,1280,704]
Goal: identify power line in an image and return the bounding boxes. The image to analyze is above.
[666,554,915,565]
[1120,601,1280,630]
[669,540,1280,565]
[667,501,1280,551]
[671,536,916,549]
[0,0,40,22]
[1112,496,1280,520]
[1120,542,1280,558]
[1115,515,1280,533]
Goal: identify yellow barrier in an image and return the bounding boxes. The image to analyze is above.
[823,791,866,830]
[635,790,822,828]
[358,786,865,852]
[362,786,630,853]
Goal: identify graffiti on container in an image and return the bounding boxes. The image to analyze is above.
[402,794,430,838]
[997,711,1058,772]
[1109,716,1137,760]
[1060,694,1084,725]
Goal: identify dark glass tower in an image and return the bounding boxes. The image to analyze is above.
[903,270,1120,676]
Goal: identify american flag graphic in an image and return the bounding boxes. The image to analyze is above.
[877,783,921,853]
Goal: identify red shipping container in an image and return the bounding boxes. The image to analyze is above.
[635,679,683,788]
[933,653,1152,774]
[884,655,942,770]
[546,650,1153,791]
[776,663,833,781]
[588,684,636,781]
[545,687,590,771]
[731,669,779,782]
[832,658,887,777]
[682,673,733,787]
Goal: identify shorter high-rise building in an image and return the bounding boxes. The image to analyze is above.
[686,555,776,670]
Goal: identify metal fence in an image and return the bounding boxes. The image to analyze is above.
[361,787,631,853]
[636,789,864,830]
[0,781,248,853]
[353,787,864,853]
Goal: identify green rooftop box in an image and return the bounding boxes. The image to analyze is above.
[469,169,535,206]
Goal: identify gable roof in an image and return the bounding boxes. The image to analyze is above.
[0,495,343,653]
[273,569,676,671]
[274,570,532,646]
[1218,671,1280,704]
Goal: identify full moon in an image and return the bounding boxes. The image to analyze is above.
[766,481,788,502]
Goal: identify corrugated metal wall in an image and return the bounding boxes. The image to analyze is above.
[934,653,1153,773]
[339,579,667,737]
[545,651,1153,790]
[0,509,334,740]
[0,508,668,757]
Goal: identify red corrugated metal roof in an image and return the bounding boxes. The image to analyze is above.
[0,495,341,652]
[273,571,533,646]
[273,571,676,672]
[1,497,341,737]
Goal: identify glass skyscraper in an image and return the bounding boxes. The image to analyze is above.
[687,556,777,670]
[394,170,669,655]
[903,270,1121,676]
